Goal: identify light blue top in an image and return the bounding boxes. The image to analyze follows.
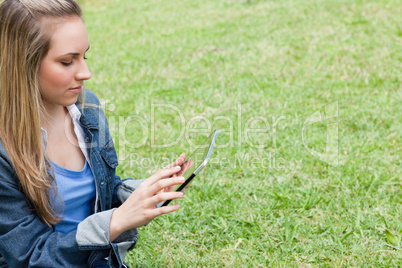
[51,160,96,234]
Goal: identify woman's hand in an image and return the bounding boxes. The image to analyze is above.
[109,164,185,241]
[160,153,193,193]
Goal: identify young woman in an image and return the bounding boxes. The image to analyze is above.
[0,0,187,267]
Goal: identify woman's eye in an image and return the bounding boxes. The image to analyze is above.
[61,61,73,66]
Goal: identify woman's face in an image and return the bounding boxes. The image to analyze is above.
[38,16,91,109]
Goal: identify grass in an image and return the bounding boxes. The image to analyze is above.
[81,0,401,266]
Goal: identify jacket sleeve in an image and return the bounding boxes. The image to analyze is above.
[0,153,136,268]
[115,177,146,204]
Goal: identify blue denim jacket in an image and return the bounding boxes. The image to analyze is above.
[0,90,145,268]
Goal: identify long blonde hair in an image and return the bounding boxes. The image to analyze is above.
[0,0,83,226]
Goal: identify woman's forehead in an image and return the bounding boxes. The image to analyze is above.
[45,16,89,56]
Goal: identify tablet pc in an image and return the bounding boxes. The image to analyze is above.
[162,129,219,206]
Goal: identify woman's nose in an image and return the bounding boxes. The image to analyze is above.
[76,60,91,81]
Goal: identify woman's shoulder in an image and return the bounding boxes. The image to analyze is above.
[76,89,103,118]
[76,89,104,115]
[0,139,11,163]
[0,139,18,185]
[83,89,101,106]
[76,89,110,131]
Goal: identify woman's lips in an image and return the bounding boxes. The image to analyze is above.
[69,86,82,94]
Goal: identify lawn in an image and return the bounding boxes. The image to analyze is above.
[81,0,401,266]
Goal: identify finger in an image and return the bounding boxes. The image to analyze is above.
[155,204,181,216]
[173,159,193,177]
[164,153,186,169]
[162,185,176,193]
[150,177,185,194]
[181,160,193,172]
[144,166,182,187]
[149,191,184,206]
[185,160,193,170]
[142,203,181,222]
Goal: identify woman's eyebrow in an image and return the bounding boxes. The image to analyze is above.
[60,45,90,56]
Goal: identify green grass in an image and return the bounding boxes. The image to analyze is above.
[82,0,401,266]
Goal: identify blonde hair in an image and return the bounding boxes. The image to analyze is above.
[0,0,83,226]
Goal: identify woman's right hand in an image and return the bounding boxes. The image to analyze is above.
[109,166,185,241]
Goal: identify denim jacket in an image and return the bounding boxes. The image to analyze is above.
[0,90,145,268]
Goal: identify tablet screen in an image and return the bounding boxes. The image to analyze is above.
[180,129,218,180]
[162,130,218,206]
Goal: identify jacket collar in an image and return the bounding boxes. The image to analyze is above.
[76,102,100,130]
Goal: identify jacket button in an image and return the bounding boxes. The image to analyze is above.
[100,179,106,186]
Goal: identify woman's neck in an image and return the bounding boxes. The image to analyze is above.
[41,102,85,171]
[41,103,69,132]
